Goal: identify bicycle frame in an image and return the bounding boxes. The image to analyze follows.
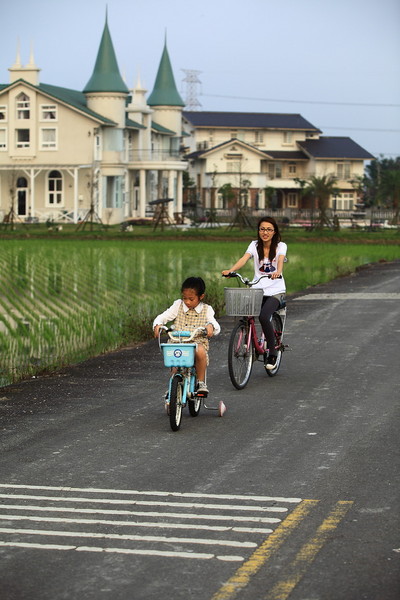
[224,271,287,388]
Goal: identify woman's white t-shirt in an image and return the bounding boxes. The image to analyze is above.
[245,240,287,296]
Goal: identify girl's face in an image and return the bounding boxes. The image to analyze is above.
[259,220,275,242]
[182,288,204,310]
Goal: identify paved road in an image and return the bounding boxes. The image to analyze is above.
[0,261,399,600]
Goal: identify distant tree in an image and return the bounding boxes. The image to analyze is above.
[296,174,340,228]
[380,169,400,223]
[363,156,400,208]
[218,183,235,209]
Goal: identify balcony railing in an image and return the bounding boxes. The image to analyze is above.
[127,149,183,162]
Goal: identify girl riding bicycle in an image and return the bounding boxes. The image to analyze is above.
[222,216,287,370]
[153,277,220,394]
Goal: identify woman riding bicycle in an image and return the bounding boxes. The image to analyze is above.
[222,216,287,370]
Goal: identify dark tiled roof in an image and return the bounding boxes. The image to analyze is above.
[183,111,320,131]
[298,137,374,159]
[264,151,308,160]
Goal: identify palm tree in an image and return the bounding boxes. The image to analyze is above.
[297,174,340,228]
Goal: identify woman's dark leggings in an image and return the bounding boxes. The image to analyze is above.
[259,296,280,356]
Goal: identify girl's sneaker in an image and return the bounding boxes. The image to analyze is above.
[265,355,278,370]
[197,380,209,394]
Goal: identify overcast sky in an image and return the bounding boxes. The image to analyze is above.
[1,0,399,159]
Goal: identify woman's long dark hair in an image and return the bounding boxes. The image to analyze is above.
[256,216,281,263]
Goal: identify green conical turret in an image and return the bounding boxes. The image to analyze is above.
[84,17,128,93]
[147,42,184,107]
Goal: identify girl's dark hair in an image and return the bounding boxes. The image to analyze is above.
[181,276,206,297]
[256,216,281,262]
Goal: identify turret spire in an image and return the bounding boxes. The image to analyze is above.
[147,40,184,107]
[83,17,128,94]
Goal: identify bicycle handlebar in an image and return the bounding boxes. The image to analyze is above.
[158,325,207,344]
[222,271,282,286]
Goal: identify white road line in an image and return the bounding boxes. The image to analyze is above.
[0,527,257,548]
[0,484,301,503]
[0,541,219,560]
[0,504,282,523]
[294,292,400,300]
[0,494,288,513]
[0,514,272,534]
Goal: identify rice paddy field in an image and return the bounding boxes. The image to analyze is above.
[0,236,399,386]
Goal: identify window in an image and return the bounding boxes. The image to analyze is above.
[283,131,293,144]
[41,128,57,149]
[0,129,6,150]
[254,131,264,144]
[16,129,30,148]
[227,161,240,173]
[48,170,63,205]
[268,162,282,179]
[16,93,30,119]
[337,162,351,180]
[288,193,298,207]
[41,104,57,120]
[0,106,7,121]
[288,162,297,175]
[336,193,354,210]
[230,130,237,139]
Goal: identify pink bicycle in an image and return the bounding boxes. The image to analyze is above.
[224,272,287,389]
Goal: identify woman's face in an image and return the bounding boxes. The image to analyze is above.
[258,221,275,242]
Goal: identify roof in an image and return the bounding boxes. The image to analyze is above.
[0,79,116,125]
[151,121,176,135]
[126,117,146,129]
[297,137,375,159]
[264,150,308,160]
[147,42,184,107]
[183,111,321,131]
[185,138,270,159]
[83,18,128,94]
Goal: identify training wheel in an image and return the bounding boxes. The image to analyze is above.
[218,400,227,417]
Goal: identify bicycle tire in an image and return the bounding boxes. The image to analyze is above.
[188,385,201,417]
[228,319,254,389]
[169,374,183,431]
[266,313,283,377]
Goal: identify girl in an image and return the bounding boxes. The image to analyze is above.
[222,216,287,370]
[153,277,220,393]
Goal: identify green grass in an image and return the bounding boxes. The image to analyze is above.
[0,236,399,386]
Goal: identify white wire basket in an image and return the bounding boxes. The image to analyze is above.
[224,287,264,316]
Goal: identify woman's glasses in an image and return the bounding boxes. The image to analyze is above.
[259,227,275,233]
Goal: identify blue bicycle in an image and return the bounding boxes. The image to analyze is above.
[159,326,226,431]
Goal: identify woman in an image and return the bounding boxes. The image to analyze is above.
[222,216,287,370]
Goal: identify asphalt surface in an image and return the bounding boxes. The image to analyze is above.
[0,260,399,600]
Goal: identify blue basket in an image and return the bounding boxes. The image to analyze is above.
[161,343,196,367]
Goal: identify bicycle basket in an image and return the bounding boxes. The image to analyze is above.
[224,287,264,316]
[161,343,196,367]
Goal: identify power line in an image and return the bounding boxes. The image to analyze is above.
[201,92,400,108]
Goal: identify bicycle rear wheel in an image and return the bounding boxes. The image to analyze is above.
[169,374,183,431]
[266,313,283,377]
[228,320,254,389]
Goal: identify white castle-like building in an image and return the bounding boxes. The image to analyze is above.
[0,16,374,225]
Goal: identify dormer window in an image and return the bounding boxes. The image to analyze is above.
[16,93,30,119]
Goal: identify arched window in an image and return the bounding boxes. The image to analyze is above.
[16,93,30,119]
[48,170,63,205]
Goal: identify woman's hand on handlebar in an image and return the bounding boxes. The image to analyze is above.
[221,270,236,277]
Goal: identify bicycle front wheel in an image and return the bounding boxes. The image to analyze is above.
[266,313,283,377]
[228,320,254,389]
[169,374,183,431]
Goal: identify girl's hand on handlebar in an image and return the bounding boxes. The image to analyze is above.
[154,325,160,338]
[205,324,214,338]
